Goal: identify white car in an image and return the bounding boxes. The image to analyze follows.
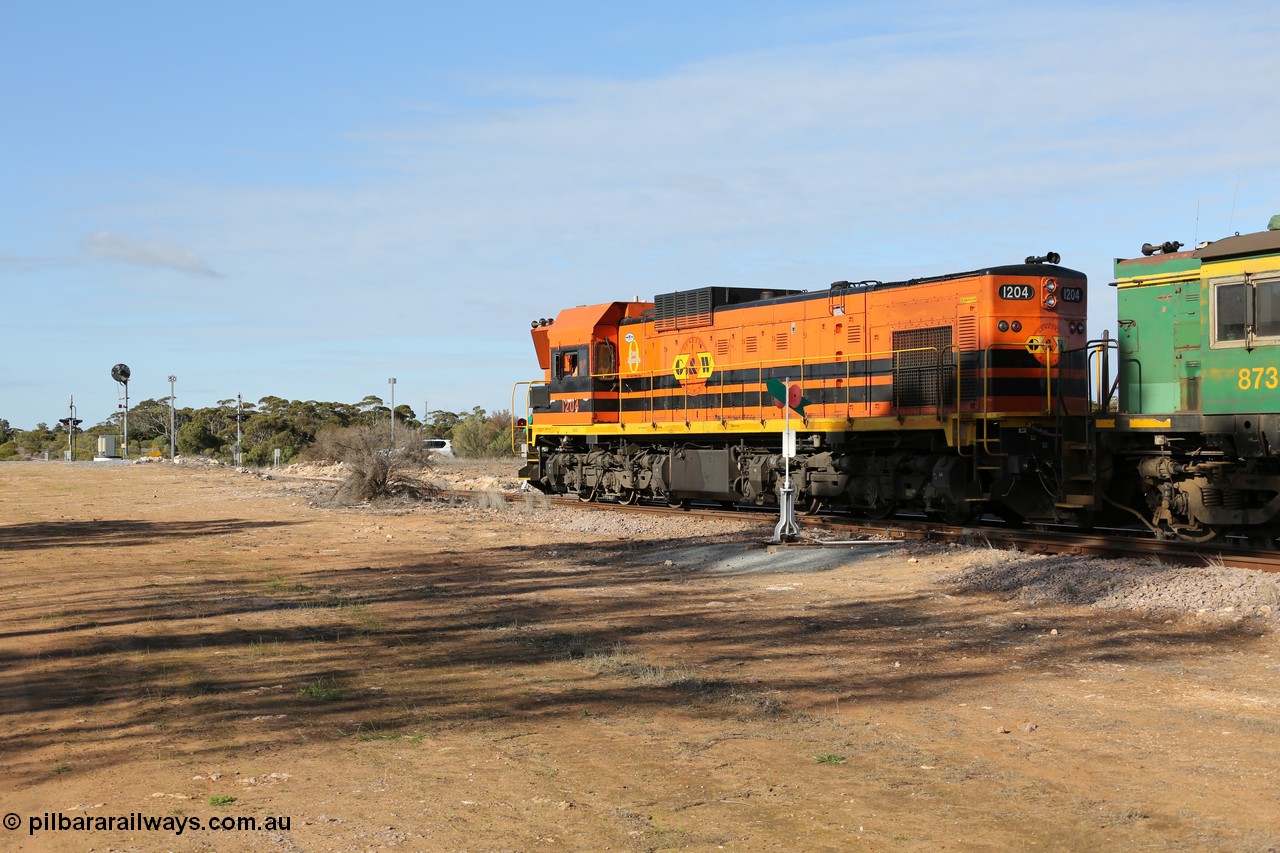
[423,438,455,458]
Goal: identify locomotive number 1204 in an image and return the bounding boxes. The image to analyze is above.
[998,284,1034,300]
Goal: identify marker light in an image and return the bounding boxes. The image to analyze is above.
[1011,321,1023,332]
[997,320,1009,332]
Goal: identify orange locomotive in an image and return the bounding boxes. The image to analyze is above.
[518,254,1091,523]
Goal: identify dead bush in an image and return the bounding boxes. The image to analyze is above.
[312,425,438,503]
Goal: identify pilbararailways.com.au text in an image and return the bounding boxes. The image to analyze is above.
[7,811,292,836]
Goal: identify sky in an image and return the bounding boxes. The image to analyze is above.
[3,0,1278,429]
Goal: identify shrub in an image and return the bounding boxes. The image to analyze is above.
[314,425,436,502]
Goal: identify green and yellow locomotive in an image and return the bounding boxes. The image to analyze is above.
[1101,220,1280,540]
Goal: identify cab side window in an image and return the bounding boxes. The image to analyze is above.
[1213,274,1280,346]
[1257,279,1280,339]
[593,340,617,377]
[1215,280,1248,343]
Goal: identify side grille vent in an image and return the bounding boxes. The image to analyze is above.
[654,288,713,332]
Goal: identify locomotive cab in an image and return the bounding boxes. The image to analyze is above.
[528,300,652,427]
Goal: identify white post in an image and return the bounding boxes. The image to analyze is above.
[123,385,129,459]
[388,377,397,447]
[772,378,800,543]
[168,375,177,461]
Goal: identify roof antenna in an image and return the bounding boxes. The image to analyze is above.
[1228,174,1240,234]
[1194,198,1200,247]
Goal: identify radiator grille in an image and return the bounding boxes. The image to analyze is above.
[892,326,954,409]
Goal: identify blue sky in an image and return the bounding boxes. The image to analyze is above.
[3,0,1277,428]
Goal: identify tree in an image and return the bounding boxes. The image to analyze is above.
[452,408,516,458]
[125,398,173,443]
[423,409,462,438]
[256,396,290,417]
[177,420,223,456]
[350,395,387,427]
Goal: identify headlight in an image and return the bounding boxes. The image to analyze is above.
[1044,278,1057,293]
[1043,294,1057,309]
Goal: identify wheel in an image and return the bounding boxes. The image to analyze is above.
[800,497,824,516]
[930,501,976,525]
[864,500,897,520]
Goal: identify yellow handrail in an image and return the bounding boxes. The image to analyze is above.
[509,380,546,453]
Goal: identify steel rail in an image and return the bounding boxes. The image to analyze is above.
[536,494,1279,572]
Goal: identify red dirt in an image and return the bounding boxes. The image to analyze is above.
[1,462,1278,851]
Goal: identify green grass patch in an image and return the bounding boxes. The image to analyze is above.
[298,679,345,701]
[266,575,314,595]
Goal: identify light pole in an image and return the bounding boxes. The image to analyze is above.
[168,376,177,461]
[61,396,81,460]
[388,377,396,447]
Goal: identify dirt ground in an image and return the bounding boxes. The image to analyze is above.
[1,461,1278,852]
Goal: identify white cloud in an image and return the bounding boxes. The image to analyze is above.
[82,231,220,277]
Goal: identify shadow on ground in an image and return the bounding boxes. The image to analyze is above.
[0,532,1264,781]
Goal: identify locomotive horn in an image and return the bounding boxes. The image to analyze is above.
[1141,240,1185,256]
[1025,252,1060,265]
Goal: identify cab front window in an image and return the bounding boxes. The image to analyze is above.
[556,349,580,378]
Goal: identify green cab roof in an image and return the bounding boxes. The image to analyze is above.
[1113,251,1199,281]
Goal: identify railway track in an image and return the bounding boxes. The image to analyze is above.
[540,494,1280,572]
[261,472,1278,572]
